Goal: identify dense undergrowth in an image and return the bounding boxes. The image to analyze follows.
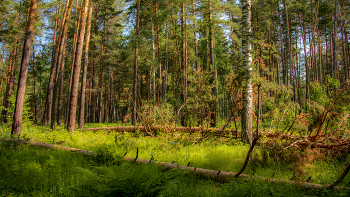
[1,138,348,197]
[1,123,350,196]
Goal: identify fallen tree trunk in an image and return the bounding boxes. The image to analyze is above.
[126,156,349,191]
[2,138,349,191]
[3,138,96,155]
[82,126,237,135]
[283,140,350,149]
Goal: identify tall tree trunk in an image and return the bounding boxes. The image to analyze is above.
[2,50,15,123]
[11,0,37,137]
[150,20,155,101]
[32,40,38,124]
[44,5,59,125]
[132,0,140,126]
[193,0,198,70]
[278,5,285,85]
[155,2,162,102]
[57,33,67,126]
[180,1,187,127]
[51,0,73,129]
[241,0,253,145]
[318,28,323,86]
[98,22,106,123]
[341,18,349,81]
[299,14,310,101]
[90,39,96,123]
[3,8,22,123]
[332,0,337,80]
[67,0,89,132]
[209,0,216,127]
[44,0,70,126]
[78,3,92,129]
[66,0,82,128]
[163,19,168,101]
[284,0,294,101]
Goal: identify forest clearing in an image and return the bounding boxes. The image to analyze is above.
[0,0,350,196]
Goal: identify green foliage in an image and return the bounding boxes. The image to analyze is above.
[0,91,33,132]
[1,135,349,197]
[74,163,184,197]
[0,127,349,196]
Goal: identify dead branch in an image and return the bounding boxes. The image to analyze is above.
[284,140,306,149]
[328,162,350,190]
[276,103,291,133]
[234,136,260,178]
[214,113,234,136]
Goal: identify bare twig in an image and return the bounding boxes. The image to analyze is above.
[284,140,305,149]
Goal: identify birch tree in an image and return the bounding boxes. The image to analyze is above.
[241,0,253,145]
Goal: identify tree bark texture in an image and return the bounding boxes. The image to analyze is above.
[51,0,73,129]
[44,0,71,126]
[32,41,38,124]
[132,0,140,126]
[78,3,93,129]
[67,0,89,132]
[66,0,82,128]
[209,0,216,128]
[11,0,37,137]
[2,50,15,123]
[241,0,254,145]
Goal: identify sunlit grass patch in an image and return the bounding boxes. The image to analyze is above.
[1,123,350,195]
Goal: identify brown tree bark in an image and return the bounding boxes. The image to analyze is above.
[57,33,67,126]
[193,0,198,70]
[132,0,140,126]
[11,0,37,137]
[163,19,168,101]
[90,37,97,123]
[298,14,310,101]
[155,2,162,102]
[66,0,82,128]
[32,40,38,124]
[284,0,294,101]
[67,0,90,132]
[2,50,15,123]
[43,3,63,126]
[78,3,93,129]
[278,5,286,85]
[209,0,216,127]
[332,0,337,80]
[51,0,73,129]
[98,45,105,123]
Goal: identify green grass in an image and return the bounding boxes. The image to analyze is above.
[1,124,350,196]
[1,139,348,197]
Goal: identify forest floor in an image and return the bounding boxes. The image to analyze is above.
[1,123,350,196]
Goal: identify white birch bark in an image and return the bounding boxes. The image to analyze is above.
[241,0,253,145]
